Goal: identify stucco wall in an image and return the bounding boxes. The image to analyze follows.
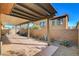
[31,19,47,38]
[78,29,79,47]
[30,17,78,44]
[31,28,78,44]
[0,29,1,40]
[31,27,47,38]
[32,16,68,36]
[49,29,78,44]
[49,16,68,30]
[78,25,79,47]
[18,15,78,45]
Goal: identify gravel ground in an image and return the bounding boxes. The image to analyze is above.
[53,46,78,56]
[50,40,79,56]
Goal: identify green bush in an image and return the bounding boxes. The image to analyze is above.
[60,40,71,47]
[31,25,40,30]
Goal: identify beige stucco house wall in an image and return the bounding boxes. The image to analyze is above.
[30,15,78,44]
[49,15,68,30]
[77,24,79,47]
[31,15,69,40]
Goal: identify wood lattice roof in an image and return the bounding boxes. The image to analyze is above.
[0,3,56,25]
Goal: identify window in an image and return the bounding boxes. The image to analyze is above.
[52,20,55,26]
[57,19,60,25]
[52,18,63,26]
[40,21,46,27]
[60,18,63,24]
[57,18,63,25]
[52,19,58,26]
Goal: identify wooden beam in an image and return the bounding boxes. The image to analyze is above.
[12,9,40,19]
[10,13,33,21]
[17,3,45,16]
[47,4,57,14]
[13,7,40,18]
[17,13,55,25]
[16,21,29,26]
[12,11,38,20]
[35,4,51,14]
[10,14,29,20]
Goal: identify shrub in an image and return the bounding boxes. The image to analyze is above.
[60,40,71,47]
[31,25,40,30]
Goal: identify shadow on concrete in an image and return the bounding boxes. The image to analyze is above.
[1,35,11,44]
[11,43,48,46]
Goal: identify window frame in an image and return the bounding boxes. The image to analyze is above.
[40,21,46,28]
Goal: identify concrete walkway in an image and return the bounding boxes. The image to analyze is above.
[2,33,48,56]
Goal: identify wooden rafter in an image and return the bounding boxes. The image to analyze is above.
[17,13,55,25]
[47,4,57,14]
[17,3,46,16]
[13,7,40,18]
[12,11,38,20]
[12,9,40,19]
[10,14,32,20]
[35,4,51,15]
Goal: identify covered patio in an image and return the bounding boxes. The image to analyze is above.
[0,3,59,56]
[0,3,78,56]
[0,3,56,40]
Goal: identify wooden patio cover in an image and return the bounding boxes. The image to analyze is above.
[0,3,57,42]
[0,3,56,24]
[0,3,56,25]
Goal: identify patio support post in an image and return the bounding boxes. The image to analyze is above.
[46,18,50,45]
[15,25,17,34]
[19,24,21,29]
[27,23,30,39]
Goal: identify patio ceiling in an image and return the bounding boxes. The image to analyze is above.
[1,14,28,25]
[10,3,56,25]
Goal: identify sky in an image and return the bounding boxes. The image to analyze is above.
[51,3,79,27]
